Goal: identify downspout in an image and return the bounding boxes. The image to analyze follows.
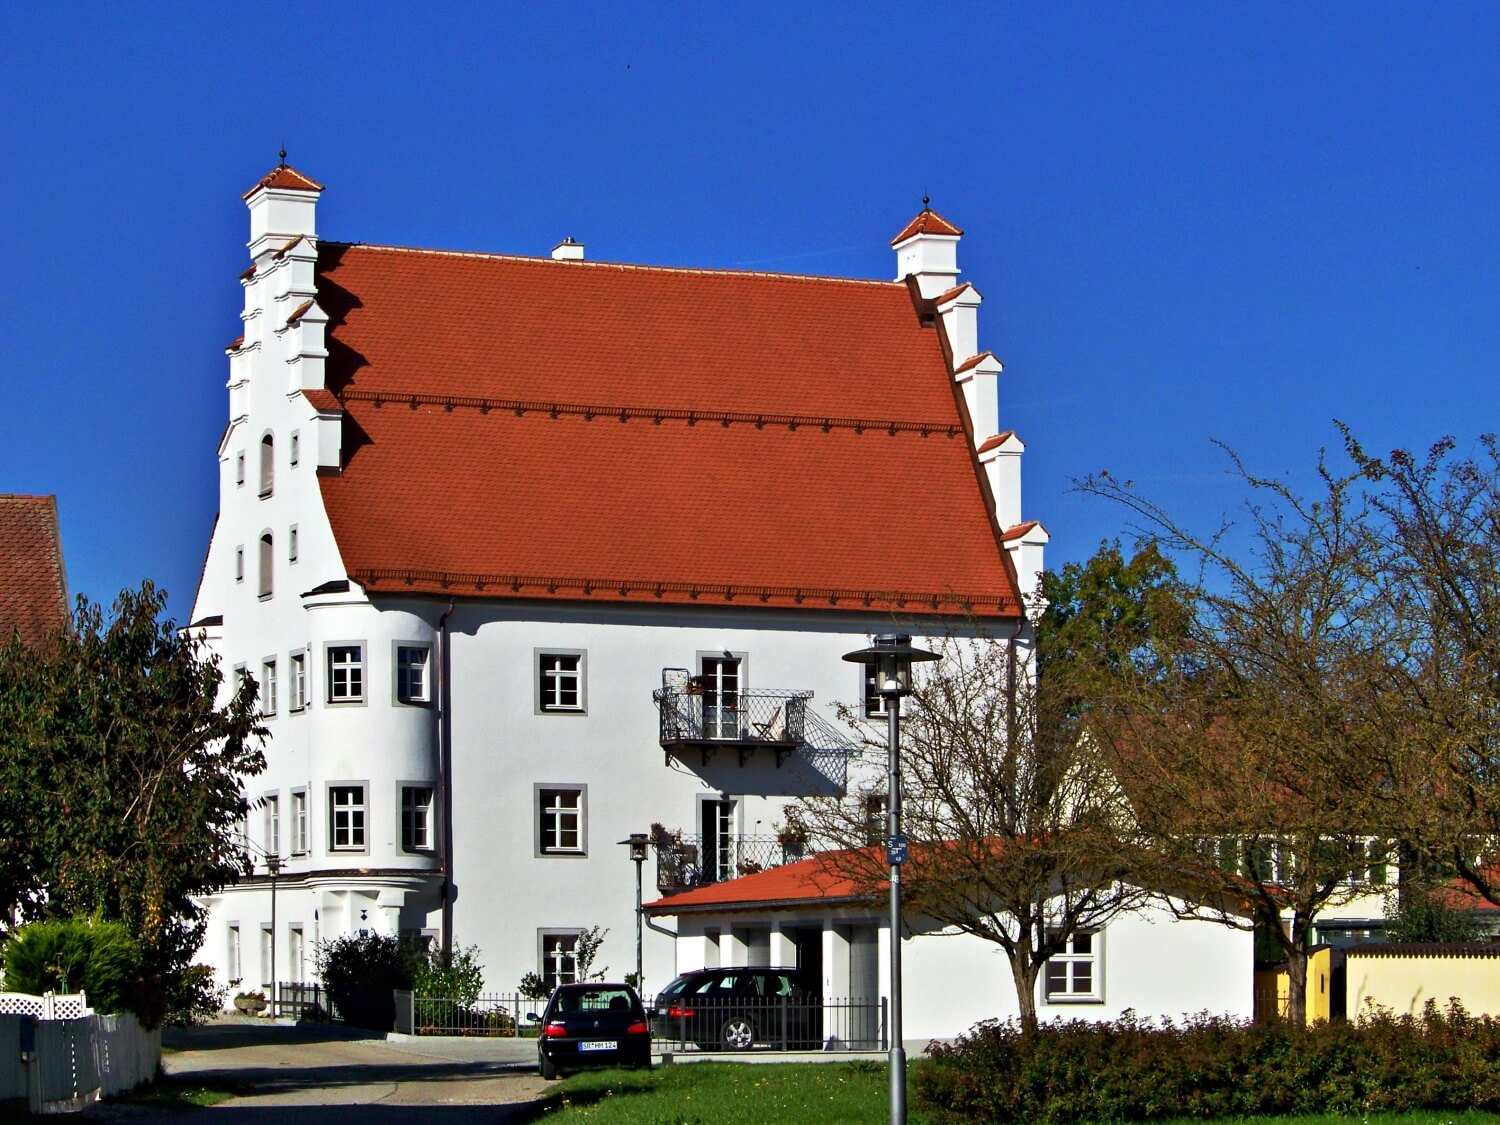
[437,597,456,958]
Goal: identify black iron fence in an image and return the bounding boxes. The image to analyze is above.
[651,996,886,1052]
[273,982,336,1022]
[653,687,810,747]
[392,991,547,1037]
[655,833,811,889]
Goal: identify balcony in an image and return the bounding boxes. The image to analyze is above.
[653,832,811,892]
[653,672,811,766]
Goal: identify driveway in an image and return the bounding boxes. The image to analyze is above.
[84,1019,549,1123]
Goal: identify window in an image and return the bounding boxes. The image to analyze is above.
[259,434,274,497]
[701,655,741,739]
[536,651,585,713]
[227,925,241,985]
[288,525,299,563]
[396,645,432,704]
[235,546,244,583]
[261,659,277,716]
[260,925,273,987]
[401,786,434,851]
[541,931,582,991]
[289,430,300,466]
[264,793,280,856]
[538,786,586,855]
[288,926,304,983]
[329,785,367,851]
[1044,932,1101,1002]
[863,794,887,846]
[259,533,273,598]
[233,664,247,699]
[326,644,364,703]
[862,665,891,719]
[289,651,307,712]
[235,451,246,486]
[291,789,309,855]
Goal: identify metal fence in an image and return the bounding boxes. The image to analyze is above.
[655,833,812,889]
[651,997,886,1053]
[393,991,547,1037]
[274,981,337,1022]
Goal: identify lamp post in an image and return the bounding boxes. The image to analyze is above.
[618,833,650,992]
[266,852,281,1017]
[843,633,938,1125]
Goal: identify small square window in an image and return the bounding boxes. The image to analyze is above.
[538,786,586,855]
[289,651,308,712]
[396,645,431,704]
[261,659,277,716]
[537,651,585,713]
[329,785,367,851]
[1044,931,1101,1002]
[326,644,365,704]
[401,786,434,851]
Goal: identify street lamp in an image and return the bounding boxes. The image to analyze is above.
[843,633,938,1125]
[618,833,650,992]
[265,852,282,1017]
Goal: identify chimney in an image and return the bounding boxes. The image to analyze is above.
[551,237,585,261]
[890,202,962,298]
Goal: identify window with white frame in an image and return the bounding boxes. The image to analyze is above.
[288,926,304,983]
[289,651,307,712]
[261,659,277,716]
[264,793,280,856]
[227,925,242,984]
[233,664,247,700]
[396,645,431,705]
[1044,931,1101,1002]
[537,651,585,713]
[401,786,434,851]
[862,666,891,719]
[538,787,585,855]
[259,533,274,598]
[541,931,582,991]
[329,785,367,851]
[260,925,273,987]
[291,789,309,855]
[326,644,364,703]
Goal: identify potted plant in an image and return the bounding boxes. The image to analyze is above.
[233,990,268,1015]
[775,812,810,859]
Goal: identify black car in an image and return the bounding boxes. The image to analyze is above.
[651,967,821,1051]
[531,982,652,1079]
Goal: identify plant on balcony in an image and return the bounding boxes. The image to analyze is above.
[775,811,811,857]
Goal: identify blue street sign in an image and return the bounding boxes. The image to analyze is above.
[887,834,908,865]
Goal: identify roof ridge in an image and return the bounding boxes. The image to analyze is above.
[320,241,902,288]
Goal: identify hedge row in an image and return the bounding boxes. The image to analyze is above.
[914,1004,1500,1123]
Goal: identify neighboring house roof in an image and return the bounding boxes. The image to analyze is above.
[643,850,881,915]
[0,494,69,645]
[311,242,1024,616]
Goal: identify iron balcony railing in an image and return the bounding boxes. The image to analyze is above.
[653,683,811,764]
[653,832,812,890]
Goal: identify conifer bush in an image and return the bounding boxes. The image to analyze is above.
[1,917,142,1017]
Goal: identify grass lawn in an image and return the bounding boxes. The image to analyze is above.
[527,1062,1500,1124]
[116,1073,246,1110]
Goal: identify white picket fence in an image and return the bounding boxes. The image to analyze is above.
[0,992,160,1114]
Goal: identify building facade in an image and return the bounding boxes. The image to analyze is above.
[188,162,1042,999]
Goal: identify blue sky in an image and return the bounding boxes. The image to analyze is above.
[2,4,1496,623]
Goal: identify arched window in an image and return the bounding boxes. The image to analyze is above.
[259,533,274,598]
[259,434,275,497]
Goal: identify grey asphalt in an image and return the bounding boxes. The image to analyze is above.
[82,1018,550,1123]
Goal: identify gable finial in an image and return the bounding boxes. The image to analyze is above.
[279,147,288,167]
[922,194,931,211]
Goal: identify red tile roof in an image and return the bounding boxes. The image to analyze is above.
[311,242,1024,616]
[643,850,882,914]
[286,298,315,325]
[0,495,68,645]
[242,163,325,199]
[954,350,996,375]
[301,388,342,413]
[226,335,245,352]
[890,209,963,245]
[1001,519,1041,541]
[935,282,979,305]
[978,431,1016,454]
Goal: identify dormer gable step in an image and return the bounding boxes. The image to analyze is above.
[242,163,325,200]
[935,282,982,306]
[286,298,318,326]
[955,350,999,376]
[978,430,1023,455]
[1002,519,1048,543]
[225,335,245,353]
[240,264,257,282]
[275,235,308,259]
[300,388,342,415]
[891,208,963,245]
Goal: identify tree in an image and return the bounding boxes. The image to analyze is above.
[801,608,1162,1034]
[0,582,264,1025]
[1077,451,1410,1025]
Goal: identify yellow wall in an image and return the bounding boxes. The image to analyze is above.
[1254,947,1332,1025]
[1348,954,1500,1019]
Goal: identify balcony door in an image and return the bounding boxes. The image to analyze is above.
[701,798,737,884]
[701,656,741,740]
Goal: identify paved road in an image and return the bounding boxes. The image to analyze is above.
[83,1019,549,1123]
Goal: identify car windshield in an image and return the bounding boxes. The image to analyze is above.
[553,987,637,1014]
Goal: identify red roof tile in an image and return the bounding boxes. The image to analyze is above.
[978,431,1016,454]
[226,335,245,352]
[242,163,325,200]
[954,350,996,375]
[643,850,881,913]
[890,209,963,245]
[935,282,979,305]
[312,242,1024,617]
[0,495,68,645]
[1001,519,1041,541]
[286,298,315,325]
[301,388,342,413]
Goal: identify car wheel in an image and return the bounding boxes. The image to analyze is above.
[721,1016,756,1051]
[539,1052,558,1080]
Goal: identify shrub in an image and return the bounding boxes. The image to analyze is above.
[315,932,419,1031]
[913,1004,1500,1124]
[412,943,484,1005]
[1,917,141,1017]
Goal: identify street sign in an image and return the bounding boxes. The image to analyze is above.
[887,834,908,865]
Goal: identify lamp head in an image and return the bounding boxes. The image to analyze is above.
[841,633,939,698]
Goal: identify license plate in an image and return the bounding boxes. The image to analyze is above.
[578,1041,615,1052]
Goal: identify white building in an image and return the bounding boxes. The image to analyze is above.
[188,161,1042,999]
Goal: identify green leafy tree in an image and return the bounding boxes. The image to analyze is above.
[1383,886,1484,944]
[0,582,264,1026]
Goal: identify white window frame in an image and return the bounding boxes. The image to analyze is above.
[290,788,309,855]
[260,924,273,988]
[535,649,587,714]
[399,784,435,853]
[288,925,305,983]
[536,784,587,857]
[325,643,366,705]
[539,929,585,991]
[263,792,280,857]
[260,658,278,717]
[394,643,433,706]
[1044,930,1102,1003]
[288,650,308,712]
[328,783,369,853]
[861,665,891,719]
[227,923,242,985]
